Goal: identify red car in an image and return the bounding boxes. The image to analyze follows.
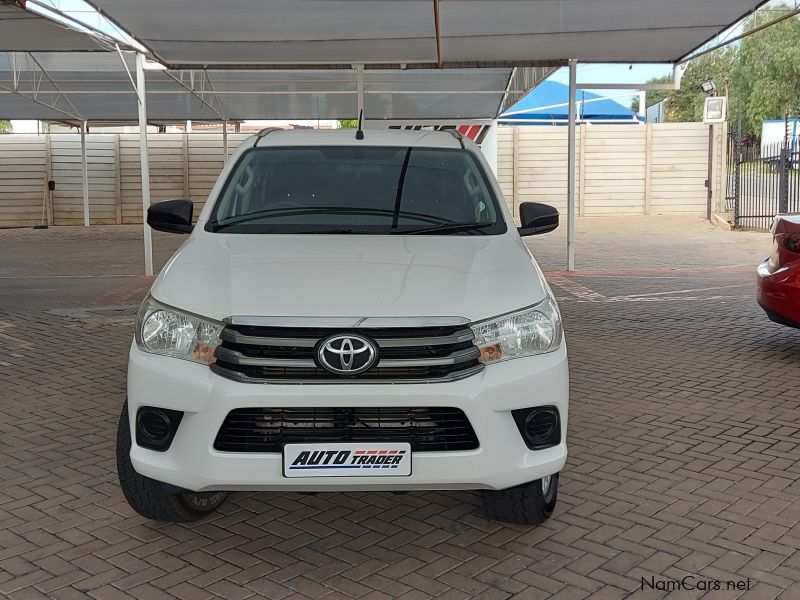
[758,214,800,328]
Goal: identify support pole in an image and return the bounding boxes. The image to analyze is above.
[355,64,364,119]
[567,59,578,271]
[136,52,153,277]
[706,123,714,221]
[222,120,229,164]
[80,121,89,227]
[481,120,498,176]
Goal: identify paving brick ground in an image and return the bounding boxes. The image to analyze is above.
[1,216,799,599]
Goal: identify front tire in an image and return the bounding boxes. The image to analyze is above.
[481,473,559,525]
[116,402,228,522]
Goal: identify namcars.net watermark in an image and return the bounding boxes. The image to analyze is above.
[642,575,753,593]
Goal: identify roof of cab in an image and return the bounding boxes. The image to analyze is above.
[250,128,466,149]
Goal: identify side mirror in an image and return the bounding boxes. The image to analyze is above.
[518,202,559,237]
[147,200,193,234]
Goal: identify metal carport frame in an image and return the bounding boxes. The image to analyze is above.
[2,0,771,274]
[85,0,768,68]
[0,54,540,121]
[0,50,553,275]
[0,0,120,232]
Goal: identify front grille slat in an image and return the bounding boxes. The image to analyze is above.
[212,321,483,383]
[215,347,316,368]
[379,347,480,368]
[220,329,318,347]
[376,331,475,348]
[214,407,480,452]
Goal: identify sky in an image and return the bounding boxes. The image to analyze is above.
[30,0,142,49]
[550,64,672,86]
[548,64,675,106]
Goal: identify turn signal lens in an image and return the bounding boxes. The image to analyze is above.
[192,342,218,364]
[479,343,503,363]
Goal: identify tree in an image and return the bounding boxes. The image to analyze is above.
[730,4,800,135]
[635,49,735,123]
[0,120,11,134]
[671,47,736,122]
[339,119,358,128]
[630,75,674,113]
[633,4,800,135]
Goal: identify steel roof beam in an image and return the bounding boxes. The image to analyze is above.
[498,66,558,115]
[163,69,227,121]
[166,60,568,71]
[25,0,130,51]
[0,51,83,120]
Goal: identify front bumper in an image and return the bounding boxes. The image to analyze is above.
[126,343,569,492]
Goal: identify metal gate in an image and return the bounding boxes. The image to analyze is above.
[729,117,800,230]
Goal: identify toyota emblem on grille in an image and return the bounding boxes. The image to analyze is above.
[317,334,378,375]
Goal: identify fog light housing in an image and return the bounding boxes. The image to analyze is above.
[512,406,561,450]
[136,406,183,451]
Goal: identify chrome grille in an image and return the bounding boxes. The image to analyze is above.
[211,319,483,383]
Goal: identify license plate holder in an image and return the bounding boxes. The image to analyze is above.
[283,443,412,477]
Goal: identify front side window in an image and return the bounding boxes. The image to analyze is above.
[207,146,506,235]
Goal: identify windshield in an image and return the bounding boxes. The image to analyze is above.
[206,146,506,235]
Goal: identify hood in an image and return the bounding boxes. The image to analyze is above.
[151,232,546,323]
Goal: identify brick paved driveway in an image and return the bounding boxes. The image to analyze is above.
[2,216,799,599]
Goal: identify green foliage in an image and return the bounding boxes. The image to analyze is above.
[640,4,800,135]
[339,119,358,129]
[630,75,673,113]
[731,4,800,135]
[639,48,736,123]
[0,120,11,134]
[675,47,736,122]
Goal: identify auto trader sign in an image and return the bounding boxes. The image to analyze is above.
[283,443,412,478]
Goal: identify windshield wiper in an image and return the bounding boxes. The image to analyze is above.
[210,206,445,232]
[397,222,495,235]
[291,228,370,234]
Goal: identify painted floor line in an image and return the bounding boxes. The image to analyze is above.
[555,294,750,304]
[606,294,750,303]
[91,276,154,306]
[564,274,750,280]
[0,322,34,349]
[0,274,142,279]
[547,275,608,302]
[544,264,754,278]
[616,283,751,300]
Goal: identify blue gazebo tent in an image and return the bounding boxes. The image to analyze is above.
[499,81,643,125]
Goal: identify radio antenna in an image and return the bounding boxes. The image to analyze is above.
[355,109,365,140]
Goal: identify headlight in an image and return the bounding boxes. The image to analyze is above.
[135,296,222,364]
[471,296,563,364]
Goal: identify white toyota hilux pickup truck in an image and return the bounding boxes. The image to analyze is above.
[118,128,568,525]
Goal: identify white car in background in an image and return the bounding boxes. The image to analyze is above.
[117,128,568,525]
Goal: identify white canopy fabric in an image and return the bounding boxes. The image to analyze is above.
[87,0,766,68]
[0,52,546,120]
[1,1,772,122]
[0,1,107,52]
